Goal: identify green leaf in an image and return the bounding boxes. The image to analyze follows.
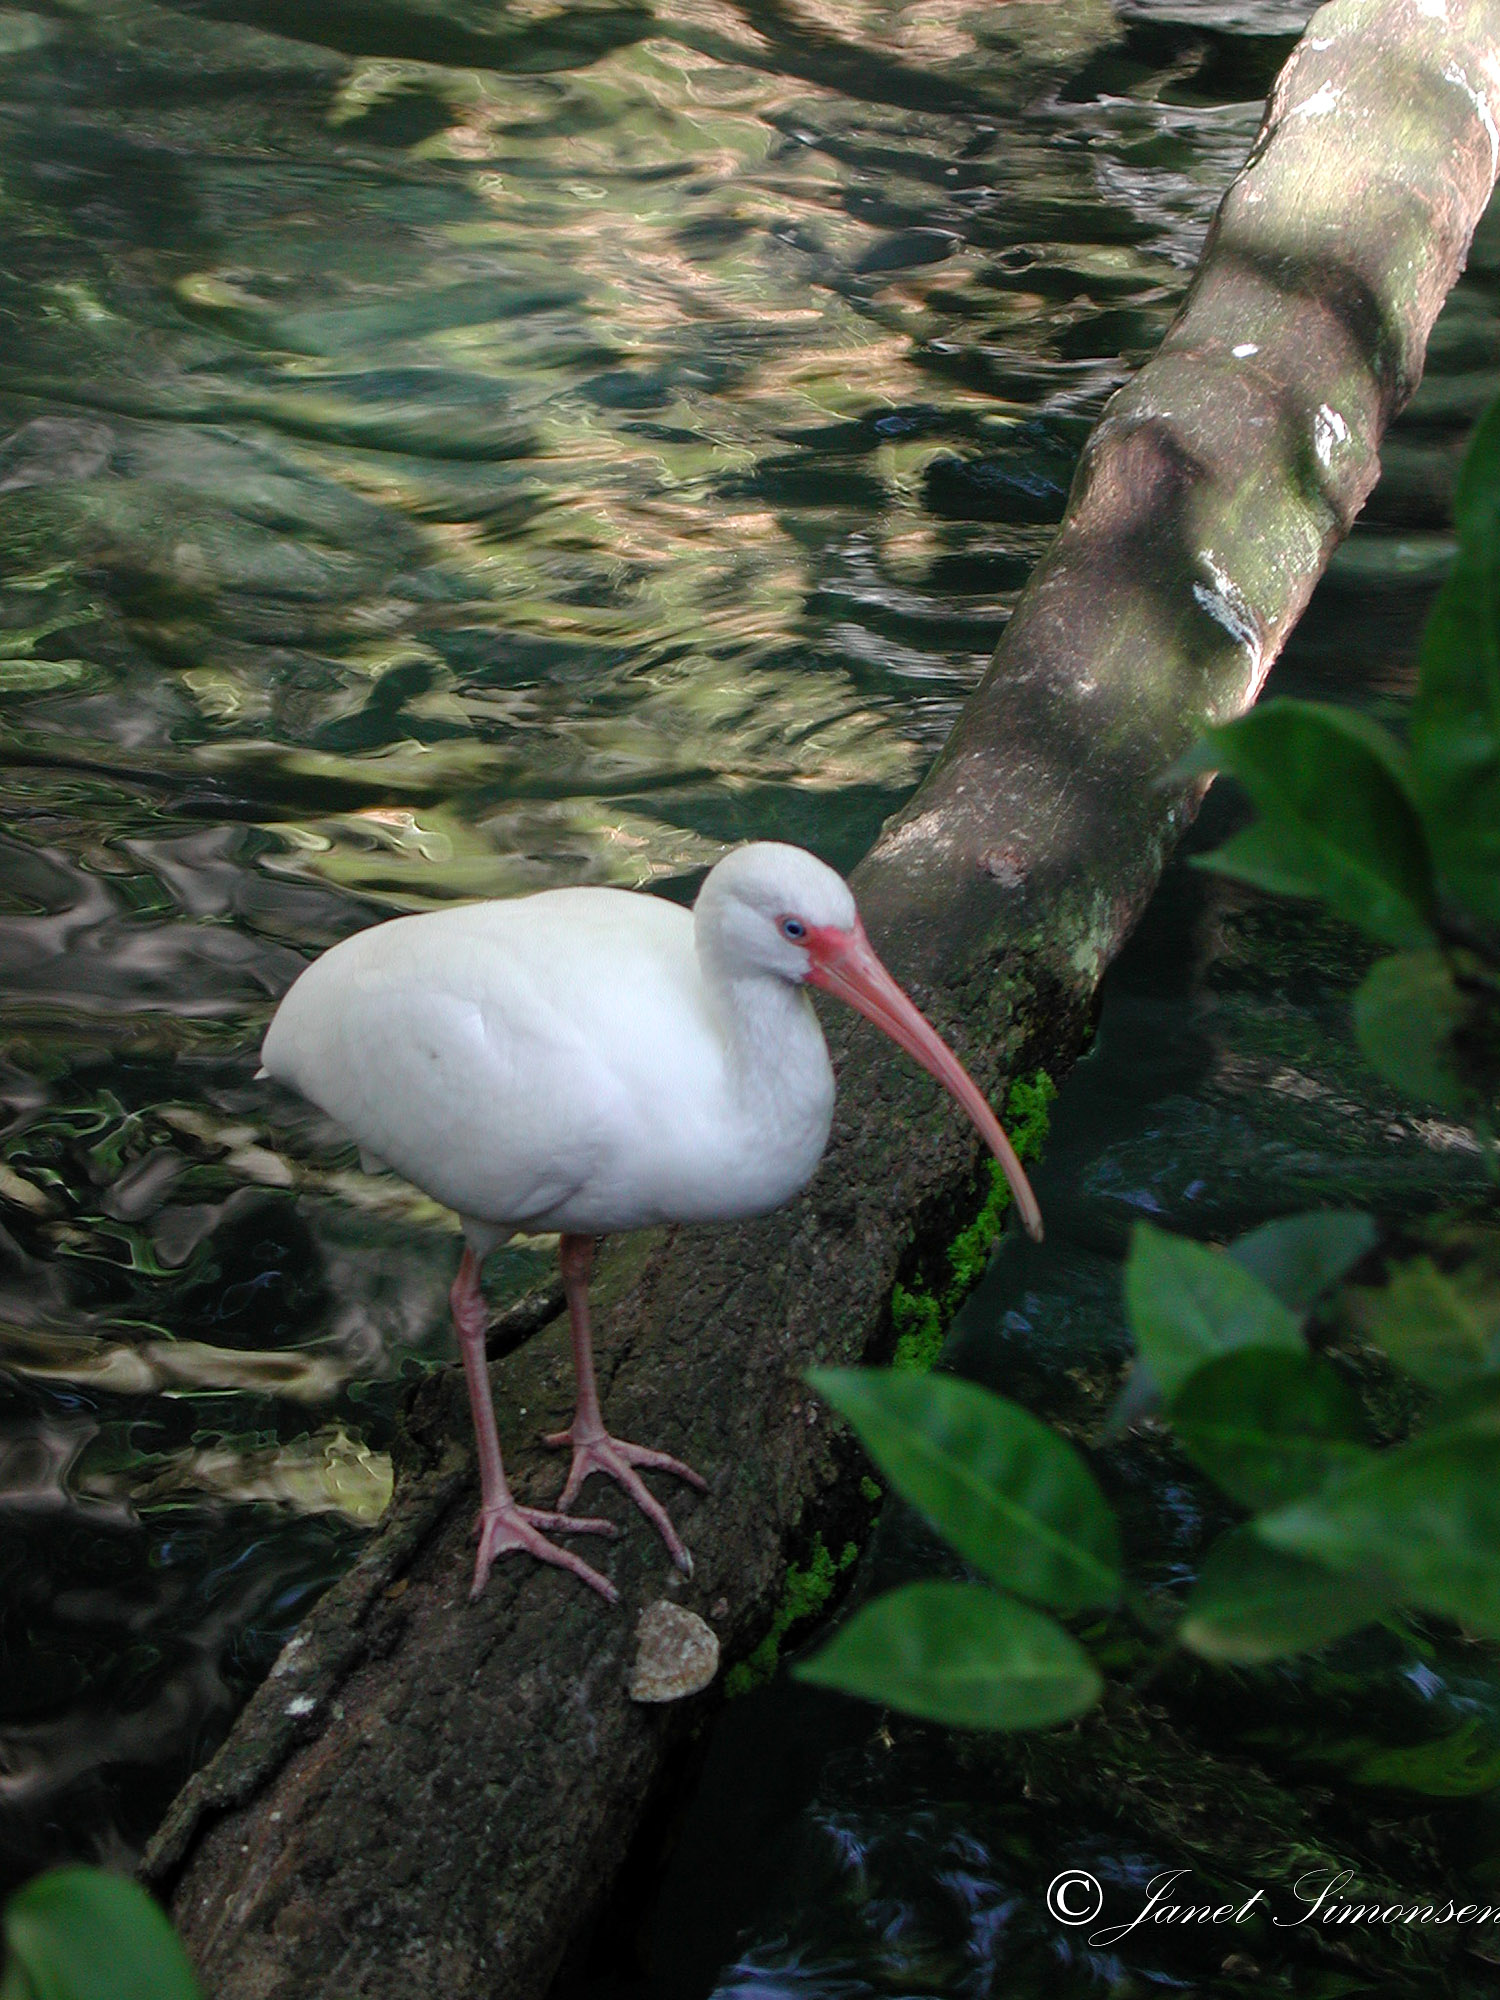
[1071,1213,1351,1442]
[1196,700,1438,948]
[1258,1432,1500,1640]
[1429,1374,1500,1439]
[3,1869,202,2000]
[1451,389,1500,550]
[1410,389,1500,928]
[1167,1347,1370,1511]
[1357,1256,1500,1392]
[795,1580,1102,1730]
[1199,820,1331,902]
[809,1368,1119,1612]
[1180,1526,1390,1663]
[1411,554,1500,928]
[1124,1221,1302,1400]
[1227,1211,1376,1314]
[1347,1718,1500,1799]
[1352,951,1470,1109]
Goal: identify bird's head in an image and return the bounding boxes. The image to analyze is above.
[696,842,1043,1241]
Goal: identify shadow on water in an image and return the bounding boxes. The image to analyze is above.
[0,0,1498,1973]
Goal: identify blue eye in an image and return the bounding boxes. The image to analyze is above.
[780,917,807,941]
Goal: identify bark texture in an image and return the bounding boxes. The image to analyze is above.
[144,2,1500,1993]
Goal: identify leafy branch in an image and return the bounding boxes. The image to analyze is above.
[796,390,1500,1732]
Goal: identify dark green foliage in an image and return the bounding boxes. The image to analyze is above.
[1226,1208,1377,1310]
[1151,1213,1500,1665]
[1165,1345,1370,1511]
[1179,1526,1391,1664]
[0,1869,201,2000]
[801,394,1500,1732]
[1357,1254,1500,1390]
[1259,1431,1500,1640]
[1201,421,1500,1123]
[1352,950,1472,1109]
[1196,701,1439,949]
[798,1580,1101,1729]
[1125,1219,1301,1397]
[810,1369,1120,1613]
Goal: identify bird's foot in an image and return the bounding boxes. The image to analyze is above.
[543,1424,707,1577]
[472,1499,620,1604]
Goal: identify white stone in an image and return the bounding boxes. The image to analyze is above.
[627,1600,720,1702]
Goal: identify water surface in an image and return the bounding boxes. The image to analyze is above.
[0,0,1494,1954]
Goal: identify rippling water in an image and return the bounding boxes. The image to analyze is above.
[0,0,1494,1950]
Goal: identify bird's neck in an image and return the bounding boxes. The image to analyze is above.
[718,966,827,1086]
[694,924,832,1114]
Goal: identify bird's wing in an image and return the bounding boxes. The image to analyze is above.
[262,891,722,1228]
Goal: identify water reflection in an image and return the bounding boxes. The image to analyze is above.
[0,0,1491,1915]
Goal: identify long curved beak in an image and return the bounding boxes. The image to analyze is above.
[804,919,1044,1243]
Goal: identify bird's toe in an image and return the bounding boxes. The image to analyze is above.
[545,1429,700,1573]
[471,1500,619,1604]
[617,1440,708,1492]
[519,1504,620,1539]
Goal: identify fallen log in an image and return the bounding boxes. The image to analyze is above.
[143,1,1500,1992]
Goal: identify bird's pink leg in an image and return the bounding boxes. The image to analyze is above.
[544,1233,707,1577]
[451,1246,619,1603]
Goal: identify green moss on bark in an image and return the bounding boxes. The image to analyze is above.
[891,1070,1057,1373]
[725,1534,861,1696]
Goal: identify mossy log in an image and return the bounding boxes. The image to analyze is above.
[143,2,1500,1993]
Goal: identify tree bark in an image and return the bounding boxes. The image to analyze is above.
[143,2,1500,1993]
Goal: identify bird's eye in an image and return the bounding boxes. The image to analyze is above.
[779,917,807,942]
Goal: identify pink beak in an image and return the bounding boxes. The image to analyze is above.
[804,918,1044,1244]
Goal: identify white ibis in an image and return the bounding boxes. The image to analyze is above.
[261,842,1042,1603]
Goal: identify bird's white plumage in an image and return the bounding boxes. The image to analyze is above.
[262,846,845,1243]
[261,840,1042,1601]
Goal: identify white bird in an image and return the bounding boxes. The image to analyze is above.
[261,842,1042,1603]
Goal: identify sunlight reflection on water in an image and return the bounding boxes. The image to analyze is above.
[2,0,1494,1922]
